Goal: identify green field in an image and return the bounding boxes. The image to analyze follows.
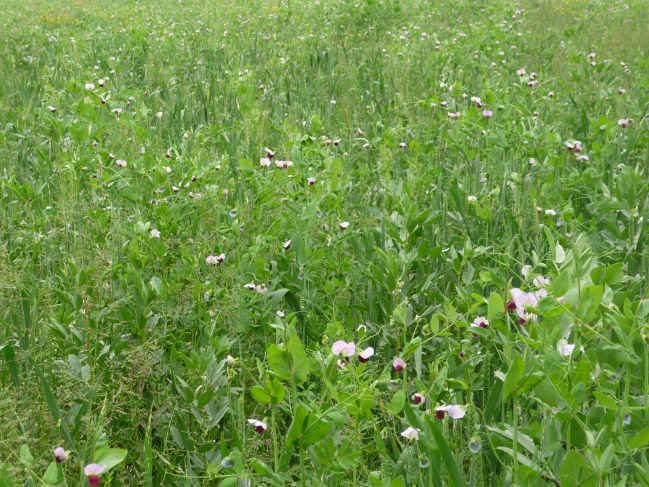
[1,0,649,485]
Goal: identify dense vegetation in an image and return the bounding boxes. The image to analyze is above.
[2,0,649,485]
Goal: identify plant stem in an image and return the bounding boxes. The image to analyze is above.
[512,392,519,475]
[353,415,360,487]
[271,405,279,473]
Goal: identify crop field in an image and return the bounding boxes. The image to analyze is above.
[1,0,649,485]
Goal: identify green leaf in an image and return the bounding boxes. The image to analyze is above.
[197,389,214,408]
[560,450,597,487]
[94,448,128,472]
[268,335,310,385]
[42,462,59,485]
[19,445,34,468]
[286,404,332,448]
[516,372,545,396]
[30,358,76,449]
[218,478,239,487]
[251,386,271,404]
[487,292,504,323]
[391,390,405,414]
[426,418,466,487]
[504,355,525,400]
[629,427,649,450]
[483,377,503,424]
[593,392,617,410]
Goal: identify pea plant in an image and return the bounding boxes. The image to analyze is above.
[1,0,649,485]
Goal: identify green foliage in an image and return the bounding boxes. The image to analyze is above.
[1,0,649,485]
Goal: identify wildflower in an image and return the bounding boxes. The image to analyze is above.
[151,229,161,239]
[256,285,268,295]
[517,68,526,76]
[358,347,374,363]
[399,143,406,148]
[435,405,466,419]
[85,82,95,90]
[332,341,356,358]
[221,457,235,468]
[226,355,236,366]
[545,209,556,216]
[116,159,127,168]
[265,148,275,159]
[48,106,56,113]
[308,177,316,186]
[165,152,171,159]
[548,91,554,98]
[557,339,584,357]
[98,78,105,87]
[618,119,628,128]
[172,186,179,193]
[248,419,267,434]
[283,240,291,250]
[245,283,256,291]
[529,158,536,167]
[618,88,625,95]
[333,139,341,146]
[589,53,596,59]
[54,447,68,463]
[84,464,106,486]
[340,221,350,230]
[412,393,425,405]
[260,157,271,167]
[577,155,589,161]
[393,357,406,372]
[471,96,482,107]
[468,195,477,203]
[206,255,219,265]
[482,110,493,120]
[357,128,363,136]
[157,112,163,119]
[401,427,419,441]
[331,100,336,105]
[337,359,345,370]
[217,253,225,263]
[471,317,489,329]
[508,288,547,318]
[93,140,98,147]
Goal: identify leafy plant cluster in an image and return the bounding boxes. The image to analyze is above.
[1,0,649,485]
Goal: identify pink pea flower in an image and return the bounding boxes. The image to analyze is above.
[435,405,465,420]
[84,464,106,486]
[618,119,628,128]
[358,347,374,363]
[394,357,406,372]
[54,447,68,463]
[401,427,419,441]
[482,110,493,120]
[412,393,425,405]
[248,419,267,434]
[332,341,356,358]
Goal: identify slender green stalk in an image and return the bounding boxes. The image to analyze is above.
[271,405,279,473]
